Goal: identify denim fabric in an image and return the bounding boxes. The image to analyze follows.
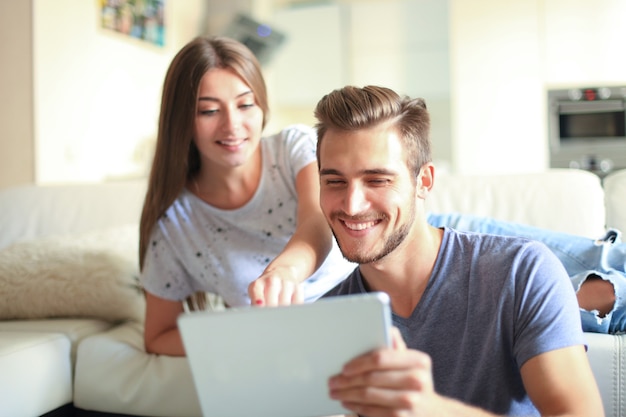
[427,213,626,334]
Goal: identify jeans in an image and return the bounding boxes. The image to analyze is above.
[427,212,626,334]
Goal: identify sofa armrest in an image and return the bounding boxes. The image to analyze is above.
[584,332,626,417]
[604,169,626,233]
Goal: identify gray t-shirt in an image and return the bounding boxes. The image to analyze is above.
[323,227,585,416]
[141,125,356,307]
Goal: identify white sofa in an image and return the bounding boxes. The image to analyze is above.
[0,168,625,417]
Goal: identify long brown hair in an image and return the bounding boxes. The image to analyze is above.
[139,36,269,270]
[314,85,431,178]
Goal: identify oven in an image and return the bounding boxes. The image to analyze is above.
[548,86,626,177]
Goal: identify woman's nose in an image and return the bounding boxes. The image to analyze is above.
[223,108,242,131]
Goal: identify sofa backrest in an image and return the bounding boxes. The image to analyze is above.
[0,180,147,249]
[1,168,622,250]
[425,168,607,238]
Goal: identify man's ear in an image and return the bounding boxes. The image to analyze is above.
[416,163,435,199]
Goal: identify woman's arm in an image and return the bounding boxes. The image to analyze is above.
[249,161,333,306]
[143,291,186,356]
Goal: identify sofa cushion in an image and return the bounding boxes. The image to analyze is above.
[74,322,202,417]
[0,331,72,417]
[0,318,113,366]
[0,225,145,323]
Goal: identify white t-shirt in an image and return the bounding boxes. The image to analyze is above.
[141,125,356,306]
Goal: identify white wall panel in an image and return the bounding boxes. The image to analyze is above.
[32,0,204,184]
[271,4,345,106]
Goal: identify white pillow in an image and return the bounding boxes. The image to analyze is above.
[0,225,145,322]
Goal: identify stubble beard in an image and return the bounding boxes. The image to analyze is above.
[331,203,416,264]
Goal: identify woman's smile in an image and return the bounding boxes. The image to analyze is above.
[216,137,248,151]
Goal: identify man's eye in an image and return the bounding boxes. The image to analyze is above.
[324,179,345,186]
[369,179,390,185]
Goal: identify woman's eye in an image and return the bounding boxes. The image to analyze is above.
[240,103,255,109]
[199,109,218,116]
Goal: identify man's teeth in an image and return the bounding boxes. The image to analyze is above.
[344,220,376,231]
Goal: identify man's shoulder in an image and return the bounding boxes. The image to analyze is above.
[445,227,549,254]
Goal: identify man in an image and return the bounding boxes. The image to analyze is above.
[314,85,604,417]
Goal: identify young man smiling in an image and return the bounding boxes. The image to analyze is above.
[314,85,604,417]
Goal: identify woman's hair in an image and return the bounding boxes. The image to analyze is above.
[139,36,268,269]
[313,85,432,178]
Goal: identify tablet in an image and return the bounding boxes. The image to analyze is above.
[178,292,392,417]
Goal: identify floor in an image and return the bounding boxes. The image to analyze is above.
[41,404,146,417]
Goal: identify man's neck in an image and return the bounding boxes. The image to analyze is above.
[359,224,443,318]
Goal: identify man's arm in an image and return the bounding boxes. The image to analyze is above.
[328,328,495,417]
[521,345,604,417]
[328,329,604,417]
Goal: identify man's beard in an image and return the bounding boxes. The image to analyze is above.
[331,204,415,264]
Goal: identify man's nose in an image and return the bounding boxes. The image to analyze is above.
[344,183,369,215]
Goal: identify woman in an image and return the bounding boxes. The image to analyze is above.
[139,36,355,356]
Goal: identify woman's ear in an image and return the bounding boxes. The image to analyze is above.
[416,163,435,199]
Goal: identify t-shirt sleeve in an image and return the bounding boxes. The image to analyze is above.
[513,241,586,367]
[140,221,195,301]
[281,124,318,176]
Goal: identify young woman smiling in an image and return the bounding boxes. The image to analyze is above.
[139,36,355,356]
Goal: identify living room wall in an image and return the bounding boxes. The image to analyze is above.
[0,0,206,187]
[450,0,626,174]
[268,0,626,176]
[1,0,625,186]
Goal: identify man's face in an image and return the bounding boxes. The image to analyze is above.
[318,123,417,264]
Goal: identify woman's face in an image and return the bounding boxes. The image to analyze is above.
[193,67,264,171]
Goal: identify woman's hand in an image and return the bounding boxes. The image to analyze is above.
[248,265,304,306]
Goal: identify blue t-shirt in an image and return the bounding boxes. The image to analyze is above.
[323,227,585,416]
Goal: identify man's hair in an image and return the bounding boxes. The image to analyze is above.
[314,85,432,178]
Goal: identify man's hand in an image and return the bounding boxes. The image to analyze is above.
[328,327,444,417]
[248,266,304,306]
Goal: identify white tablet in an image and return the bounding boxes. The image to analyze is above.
[178,292,392,417]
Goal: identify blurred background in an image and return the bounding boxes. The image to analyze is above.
[1,0,625,187]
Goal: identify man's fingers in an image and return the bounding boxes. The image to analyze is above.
[330,367,430,392]
[340,347,432,379]
[390,326,406,350]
